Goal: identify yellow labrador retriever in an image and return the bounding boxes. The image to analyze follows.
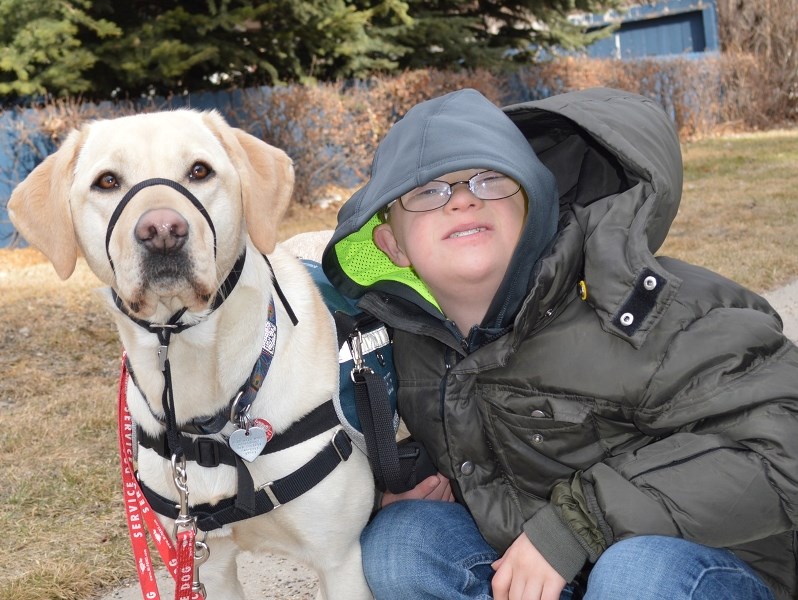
[8,110,374,599]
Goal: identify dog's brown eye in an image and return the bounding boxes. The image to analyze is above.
[189,162,212,181]
[93,172,119,190]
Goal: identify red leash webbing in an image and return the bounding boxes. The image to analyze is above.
[118,355,202,600]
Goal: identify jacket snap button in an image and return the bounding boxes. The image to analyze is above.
[643,276,658,291]
[531,433,544,444]
[620,312,634,326]
[530,410,547,418]
[460,461,475,475]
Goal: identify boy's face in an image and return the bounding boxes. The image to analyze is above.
[373,168,527,298]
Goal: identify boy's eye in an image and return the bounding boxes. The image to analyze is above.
[416,186,445,197]
[93,172,119,190]
[406,182,448,200]
[476,172,503,183]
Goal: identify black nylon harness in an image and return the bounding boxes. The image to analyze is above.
[111,177,351,530]
[127,276,353,530]
[137,401,343,467]
[138,427,352,532]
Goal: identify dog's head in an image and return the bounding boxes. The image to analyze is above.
[8,110,294,318]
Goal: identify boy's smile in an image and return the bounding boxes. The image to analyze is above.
[444,222,489,239]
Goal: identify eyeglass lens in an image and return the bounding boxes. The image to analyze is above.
[400,170,520,212]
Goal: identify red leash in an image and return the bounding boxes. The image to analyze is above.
[118,355,206,600]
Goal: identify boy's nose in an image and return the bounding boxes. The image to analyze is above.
[446,182,481,211]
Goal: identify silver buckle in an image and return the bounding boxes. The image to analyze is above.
[330,426,346,461]
[258,482,281,510]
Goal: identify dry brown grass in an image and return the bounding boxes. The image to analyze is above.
[1,128,796,599]
[661,129,798,291]
[0,257,126,599]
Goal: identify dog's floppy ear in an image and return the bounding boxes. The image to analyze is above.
[204,111,295,255]
[8,129,85,279]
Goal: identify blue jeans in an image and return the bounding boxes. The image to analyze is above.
[361,500,775,600]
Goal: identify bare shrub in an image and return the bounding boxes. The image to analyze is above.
[714,51,763,129]
[604,57,726,138]
[238,83,374,206]
[3,53,793,228]
[517,56,731,138]
[16,97,142,149]
[716,0,798,126]
[360,69,507,128]
[237,70,506,205]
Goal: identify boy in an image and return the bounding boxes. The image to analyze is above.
[322,88,798,599]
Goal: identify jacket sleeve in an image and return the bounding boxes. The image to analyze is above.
[524,305,798,581]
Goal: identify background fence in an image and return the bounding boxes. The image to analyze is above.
[0,55,765,247]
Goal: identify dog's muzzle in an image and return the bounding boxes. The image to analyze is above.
[104,178,217,273]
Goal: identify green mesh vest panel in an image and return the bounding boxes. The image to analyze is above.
[334,214,441,311]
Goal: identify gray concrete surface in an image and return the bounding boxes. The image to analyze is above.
[97,551,318,599]
[97,279,798,600]
[764,279,798,343]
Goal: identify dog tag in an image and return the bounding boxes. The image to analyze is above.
[252,418,274,443]
[229,426,267,462]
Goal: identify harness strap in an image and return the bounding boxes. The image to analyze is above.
[137,401,341,467]
[121,252,299,437]
[263,254,298,326]
[139,428,353,531]
[353,369,402,493]
[112,251,247,331]
[126,354,231,434]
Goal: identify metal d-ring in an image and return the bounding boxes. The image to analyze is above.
[229,391,253,431]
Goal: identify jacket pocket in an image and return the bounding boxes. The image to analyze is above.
[479,385,607,497]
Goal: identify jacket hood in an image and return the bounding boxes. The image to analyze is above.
[324,87,684,347]
[503,88,683,346]
[322,89,559,329]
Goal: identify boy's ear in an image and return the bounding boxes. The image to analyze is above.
[373,223,411,267]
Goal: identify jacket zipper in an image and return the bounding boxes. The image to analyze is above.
[439,346,456,421]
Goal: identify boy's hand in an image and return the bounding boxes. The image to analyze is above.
[380,473,454,507]
[491,532,566,600]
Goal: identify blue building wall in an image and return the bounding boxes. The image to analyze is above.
[580,0,719,59]
[0,110,55,247]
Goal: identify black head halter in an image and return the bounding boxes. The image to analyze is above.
[104,178,217,273]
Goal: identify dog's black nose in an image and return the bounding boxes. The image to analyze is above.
[135,209,189,253]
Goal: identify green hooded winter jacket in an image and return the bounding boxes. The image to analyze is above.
[322,88,798,598]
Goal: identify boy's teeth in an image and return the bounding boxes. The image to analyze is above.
[450,227,484,238]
